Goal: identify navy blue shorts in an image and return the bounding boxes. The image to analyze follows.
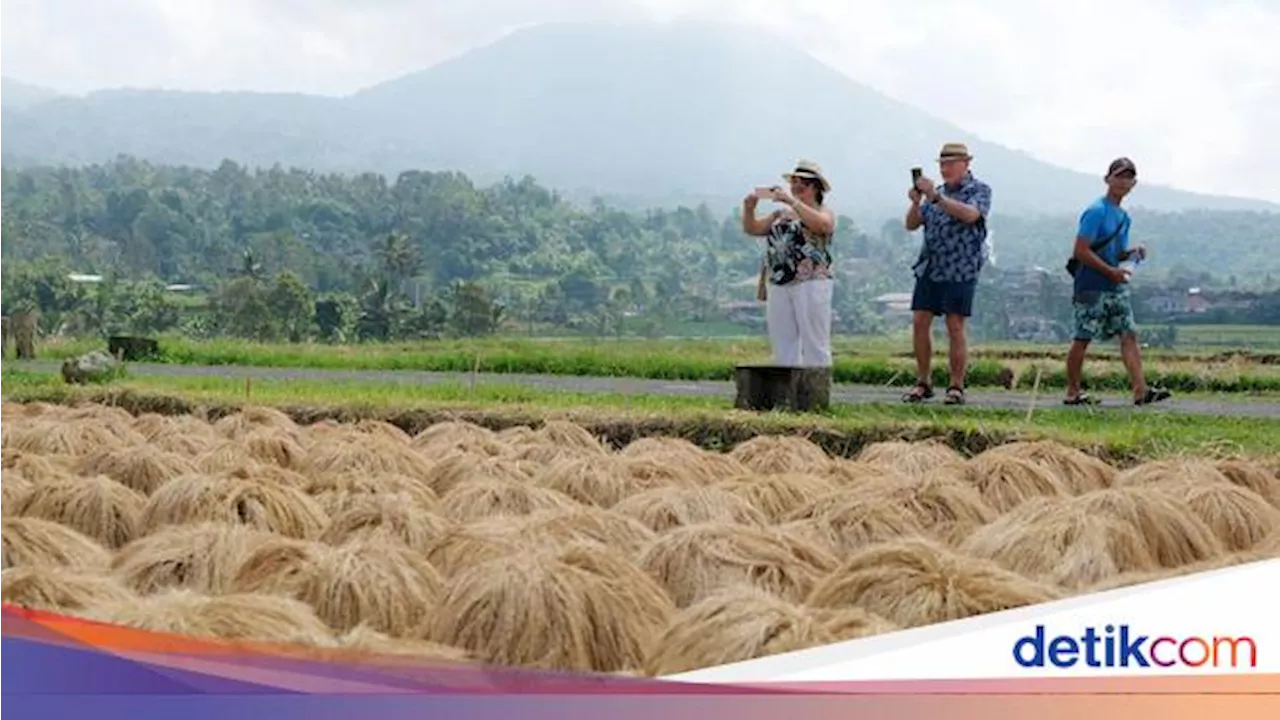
[911,276,977,317]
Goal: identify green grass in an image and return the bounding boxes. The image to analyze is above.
[5,368,1278,463]
[1173,324,1280,350]
[30,333,1280,395]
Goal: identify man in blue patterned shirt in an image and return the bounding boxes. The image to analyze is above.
[901,142,993,405]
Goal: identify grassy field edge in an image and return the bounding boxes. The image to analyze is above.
[7,374,1279,468]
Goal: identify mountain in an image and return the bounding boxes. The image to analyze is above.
[1,77,62,110]
[2,21,1275,218]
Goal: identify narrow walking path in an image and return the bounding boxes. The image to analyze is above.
[11,360,1280,419]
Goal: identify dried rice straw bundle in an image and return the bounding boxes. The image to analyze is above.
[810,606,900,643]
[1,565,136,612]
[642,585,833,676]
[305,472,440,515]
[533,455,685,508]
[728,435,834,475]
[806,537,1062,629]
[859,473,997,545]
[213,406,300,440]
[617,455,709,491]
[229,536,327,597]
[2,473,34,514]
[535,420,610,455]
[12,474,147,549]
[336,624,473,662]
[222,464,311,490]
[618,439,754,485]
[411,421,509,459]
[1156,482,1280,552]
[984,440,1115,494]
[509,442,598,466]
[513,507,657,559]
[1070,487,1225,568]
[638,522,837,607]
[824,460,914,492]
[1112,458,1232,490]
[782,491,925,555]
[428,542,674,673]
[112,522,278,595]
[349,419,414,445]
[320,495,453,554]
[85,589,336,648]
[1,516,112,572]
[289,535,444,636]
[239,428,308,469]
[129,412,175,439]
[959,497,1156,589]
[613,486,768,533]
[440,478,579,523]
[1213,459,1280,509]
[496,425,538,444]
[4,419,145,457]
[713,473,841,522]
[1085,547,1272,594]
[141,473,328,539]
[74,445,198,496]
[425,519,525,577]
[425,454,532,497]
[62,403,135,425]
[298,437,435,484]
[3,449,75,483]
[619,436,707,460]
[856,440,965,479]
[961,452,1069,514]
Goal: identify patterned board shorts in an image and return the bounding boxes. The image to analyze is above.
[1072,288,1137,342]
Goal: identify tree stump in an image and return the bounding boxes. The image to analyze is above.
[733,365,832,413]
[108,336,161,362]
[13,312,37,360]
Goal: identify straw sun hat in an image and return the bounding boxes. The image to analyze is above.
[782,160,831,193]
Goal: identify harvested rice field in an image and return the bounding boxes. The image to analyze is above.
[2,400,1278,677]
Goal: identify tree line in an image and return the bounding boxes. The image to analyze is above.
[2,156,1276,344]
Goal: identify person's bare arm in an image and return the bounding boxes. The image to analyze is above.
[789,199,835,236]
[905,190,924,230]
[742,197,779,236]
[925,181,990,225]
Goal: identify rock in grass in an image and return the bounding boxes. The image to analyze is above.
[61,350,125,385]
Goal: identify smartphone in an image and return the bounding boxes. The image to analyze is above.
[911,167,923,185]
[753,186,778,199]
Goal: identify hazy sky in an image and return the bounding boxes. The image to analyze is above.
[3,0,1277,199]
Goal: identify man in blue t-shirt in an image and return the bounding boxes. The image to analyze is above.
[1064,157,1171,407]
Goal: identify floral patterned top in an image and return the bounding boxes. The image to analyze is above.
[764,210,833,286]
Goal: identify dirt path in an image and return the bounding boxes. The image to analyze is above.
[13,360,1280,419]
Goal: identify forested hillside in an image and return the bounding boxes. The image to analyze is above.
[3,21,1274,217]
[4,155,1277,347]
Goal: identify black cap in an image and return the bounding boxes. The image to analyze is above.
[1107,157,1137,177]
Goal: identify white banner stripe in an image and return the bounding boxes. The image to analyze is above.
[664,559,1280,683]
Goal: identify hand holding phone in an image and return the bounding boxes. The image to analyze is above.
[911,167,923,188]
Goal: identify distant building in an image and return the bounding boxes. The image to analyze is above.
[872,292,914,322]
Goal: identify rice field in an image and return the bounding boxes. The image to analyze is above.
[2,400,1278,676]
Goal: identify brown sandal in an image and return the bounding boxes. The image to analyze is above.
[902,382,934,403]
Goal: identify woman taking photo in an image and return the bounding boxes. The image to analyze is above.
[742,159,837,368]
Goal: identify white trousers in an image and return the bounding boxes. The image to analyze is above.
[766,278,833,367]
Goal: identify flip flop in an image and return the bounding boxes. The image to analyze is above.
[1063,393,1099,406]
[1135,387,1173,406]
